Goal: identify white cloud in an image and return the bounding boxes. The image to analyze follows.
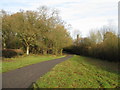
[0,0,119,37]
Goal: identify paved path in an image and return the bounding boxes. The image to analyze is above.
[2,55,72,88]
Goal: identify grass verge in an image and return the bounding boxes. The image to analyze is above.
[2,54,64,73]
[35,55,119,88]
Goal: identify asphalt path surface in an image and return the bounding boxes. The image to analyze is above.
[2,55,72,88]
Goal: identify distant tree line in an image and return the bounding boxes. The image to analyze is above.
[64,26,119,62]
[2,6,72,56]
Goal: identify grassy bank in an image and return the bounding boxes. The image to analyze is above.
[2,55,64,73]
[35,55,119,88]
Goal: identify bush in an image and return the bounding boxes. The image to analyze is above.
[2,49,24,58]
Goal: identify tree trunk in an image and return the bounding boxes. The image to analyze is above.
[55,49,58,55]
[43,49,47,55]
[26,46,29,55]
[60,49,63,55]
[3,43,6,49]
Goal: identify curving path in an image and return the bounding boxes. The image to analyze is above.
[2,55,72,88]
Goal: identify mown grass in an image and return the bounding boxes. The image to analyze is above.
[2,54,64,73]
[35,55,119,88]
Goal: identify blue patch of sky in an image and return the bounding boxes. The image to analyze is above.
[53,1,82,8]
[0,2,30,8]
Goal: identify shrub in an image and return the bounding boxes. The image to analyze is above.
[2,49,24,58]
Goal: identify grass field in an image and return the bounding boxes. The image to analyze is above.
[35,55,119,88]
[2,55,64,73]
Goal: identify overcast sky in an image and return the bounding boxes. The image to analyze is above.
[0,0,119,38]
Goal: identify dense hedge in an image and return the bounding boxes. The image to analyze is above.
[64,31,119,62]
[64,45,118,62]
